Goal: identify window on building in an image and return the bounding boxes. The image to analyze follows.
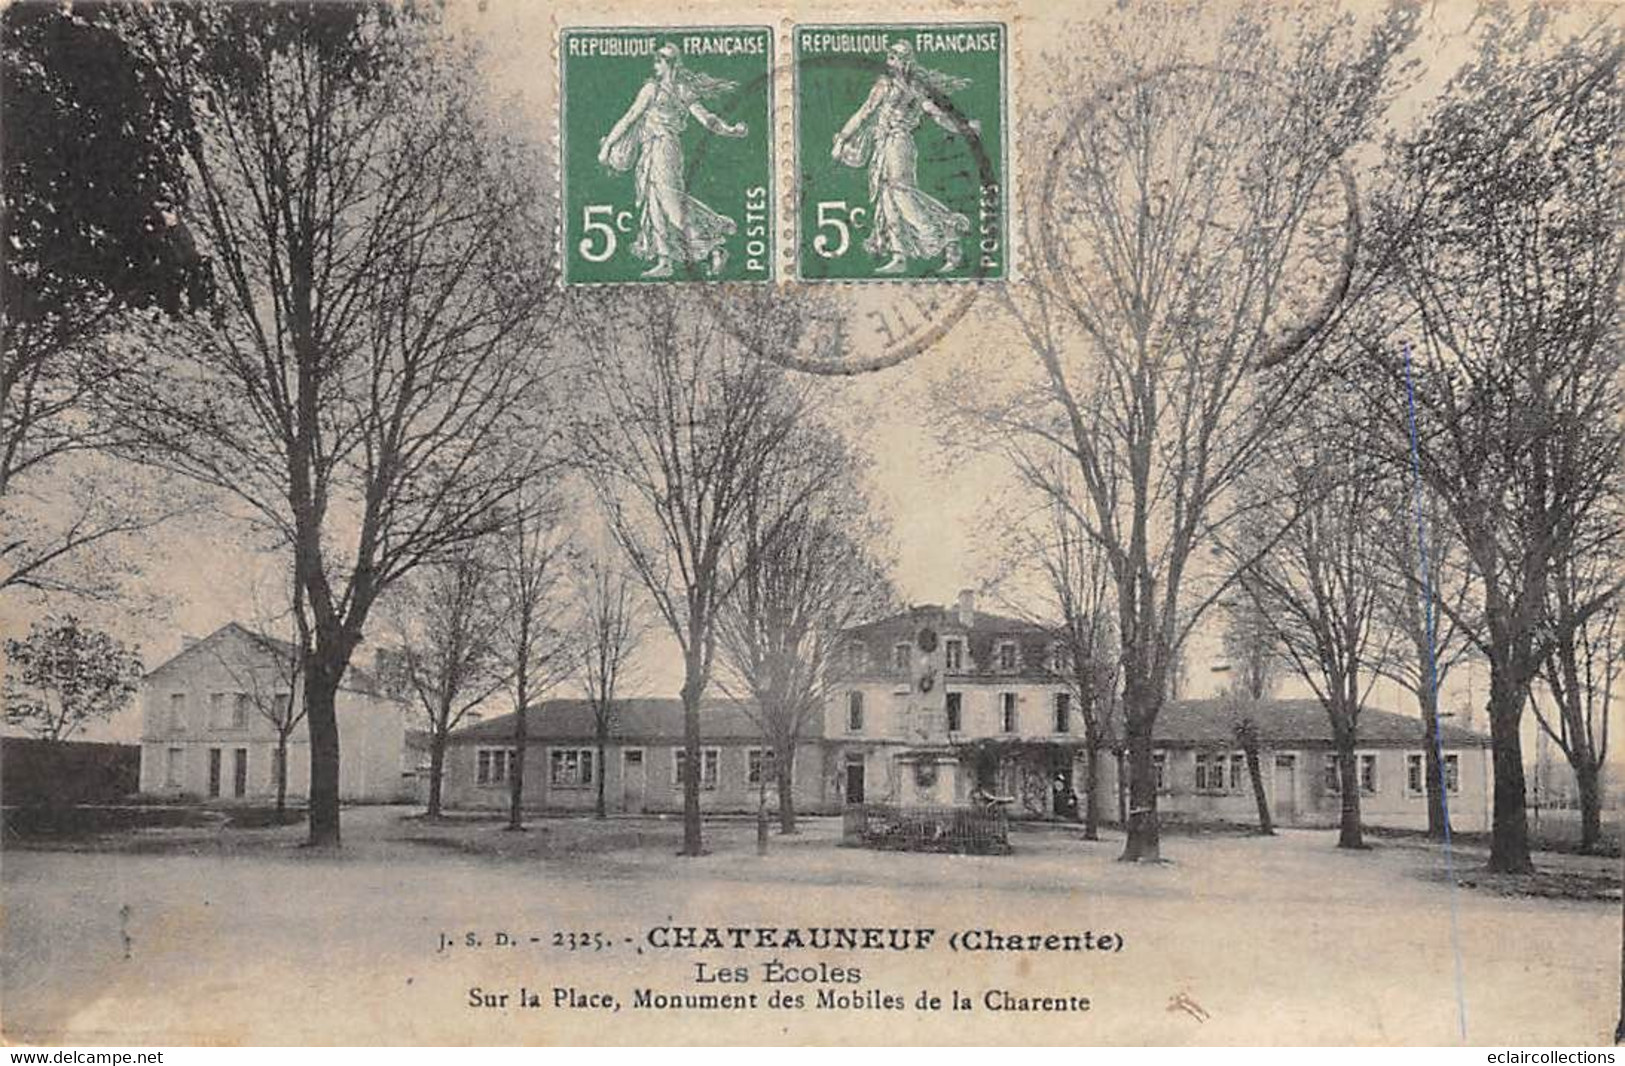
[1053,692,1071,733]
[1409,752,1460,794]
[846,692,864,733]
[549,748,594,788]
[1229,753,1248,792]
[999,692,1018,733]
[674,748,720,790]
[845,643,868,673]
[1324,753,1378,794]
[1048,643,1069,674]
[1129,751,1170,793]
[232,693,252,729]
[893,643,911,673]
[477,747,514,785]
[747,747,777,786]
[168,693,187,733]
[209,692,229,730]
[945,692,963,733]
[997,641,1018,672]
[1196,752,1228,792]
[944,639,963,673]
[165,747,184,788]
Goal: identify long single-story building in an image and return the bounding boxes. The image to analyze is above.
[440,689,1493,832]
[1081,699,1492,833]
[440,699,828,814]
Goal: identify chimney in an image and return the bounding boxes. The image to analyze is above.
[956,589,976,628]
[180,633,201,650]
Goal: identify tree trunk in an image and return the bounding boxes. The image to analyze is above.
[304,665,343,847]
[275,733,290,823]
[680,673,703,856]
[508,701,527,831]
[595,715,608,820]
[1082,728,1101,841]
[1419,685,1450,840]
[426,734,446,819]
[1244,746,1273,835]
[1119,712,1160,862]
[1575,758,1602,854]
[1335,741,1365,849]
[776,738,798,834]
[1487,669,1535,873]
[1114,749,1127,827]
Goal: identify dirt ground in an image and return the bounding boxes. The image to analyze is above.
[2,807,1619,1045]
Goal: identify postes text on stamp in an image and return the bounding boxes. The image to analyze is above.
[561,27,774,284]
[794,23,1008,283]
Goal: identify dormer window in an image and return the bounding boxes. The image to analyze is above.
[1048,643,1069,674]
[997,641,1018,672]
[844,642,868,674]
[893,642,911,673]
[944,639,963,673]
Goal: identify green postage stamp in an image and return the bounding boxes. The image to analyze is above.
[558,23,1008,285]
[560,27,774,284]
[794,24,1008,282]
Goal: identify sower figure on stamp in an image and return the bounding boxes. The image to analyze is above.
[599,44,748,278]
[832,40,979,275]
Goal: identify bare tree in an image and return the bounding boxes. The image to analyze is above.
[947,8,1413,861]
[1231,414,1393,849]
[1220,597,1279,835]
[1364,14,1624,871]
[577,553,648,820]
[1371,488,1477,840]
[389,553,508,819]
[1,5,209,604]
[1001,487,1120,841]
[212,582,308,823]
[495,482,575,831]
[3,615,141,743]
[575,291,809,855]
[110,5,560,845]
[1532,548,1618,853]
[717,426,895,835]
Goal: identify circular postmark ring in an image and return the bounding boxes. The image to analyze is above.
[1036,63,1360,372]
[683,48,1004,376]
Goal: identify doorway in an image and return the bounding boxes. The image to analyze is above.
[1273,754,1297,824]
[232,748,248,798]
[621,749,645,813]
[844,754,866,805]
[207,748,222,799]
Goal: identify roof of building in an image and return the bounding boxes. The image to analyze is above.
[1155,698,1491,749]
[842,603,1051,640]
[144,622,392,698]
[448,695,1487,749]
[449,697,796,745]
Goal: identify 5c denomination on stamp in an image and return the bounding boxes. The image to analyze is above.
[794,23,1008,283]
[561,26,774,284]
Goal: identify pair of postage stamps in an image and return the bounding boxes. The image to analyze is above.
[559,23,1008,285]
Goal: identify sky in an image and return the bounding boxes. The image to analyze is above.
[5,0,1617,783]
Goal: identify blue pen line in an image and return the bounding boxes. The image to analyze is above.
[1403,339,1469,1043]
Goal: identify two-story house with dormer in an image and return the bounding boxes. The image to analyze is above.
[821,590,1083,813]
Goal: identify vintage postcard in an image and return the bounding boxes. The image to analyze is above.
[1,0,1621,1049]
